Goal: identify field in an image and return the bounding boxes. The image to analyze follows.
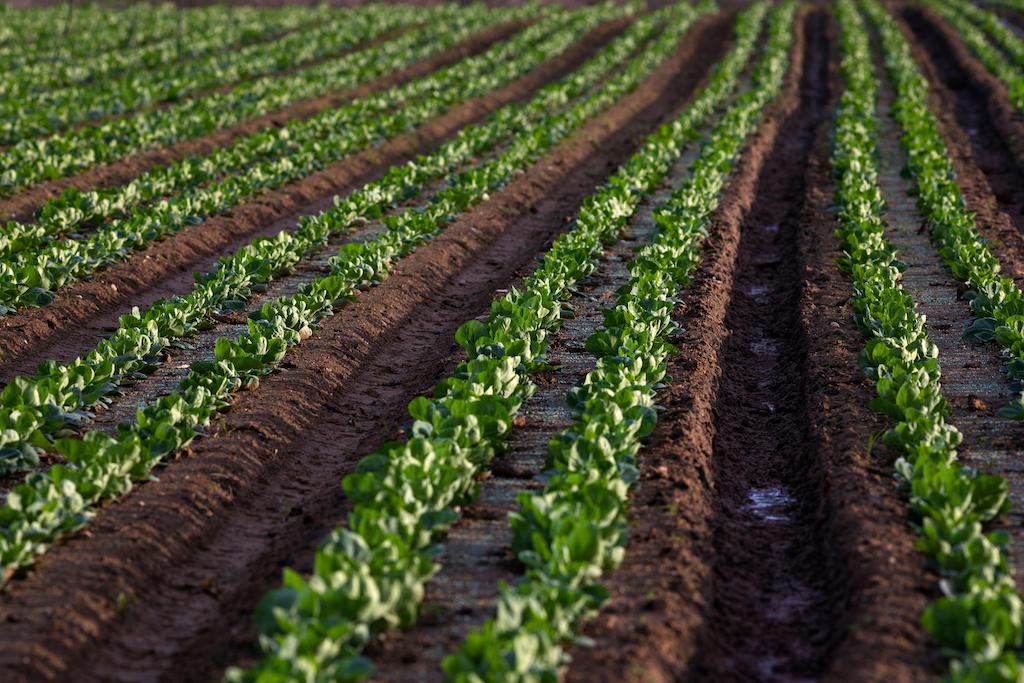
[4,0,1024,681]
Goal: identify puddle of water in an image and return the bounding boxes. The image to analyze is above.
[750,338,778,355]
[765,401,776,414]
[746,486,794,523]
[749,284,770,298]
[763,223,779,234]
[757,656,818,683]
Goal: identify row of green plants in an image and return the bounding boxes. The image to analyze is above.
[0,3,330,100]
[0,5,416,144]
[0,6,612,478]
[0,1,701,587]
[863,0,1024,419]
[922,0,1024,110]
[0,6,511,262]
[840,1,1022,678]
[227,3,787,681]
[0,2,534,195]
[0,7,594,313]
[0,2,203,67]
[444,3,794,679]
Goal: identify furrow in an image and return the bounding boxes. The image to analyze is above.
[0,15,728,682]
[873,38,1024,578]
[367,117,705,683]
[0,18,626,382]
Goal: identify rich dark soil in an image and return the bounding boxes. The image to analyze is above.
[0,17,629,381]
[900,5,1024,283]
[892,7,1024,580]
[0,14,734,682]
[566,9,936,683]
[366,44,727,678]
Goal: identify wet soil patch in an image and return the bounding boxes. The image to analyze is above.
[686,11,840,682]
[0,16,732,683]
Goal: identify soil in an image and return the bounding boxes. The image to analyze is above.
[0,13,734,682]
[899,5,1024,283]
[0,17,628,380]
[565,9,936,683]
[366,65,722,682]
[1,5,1017,683]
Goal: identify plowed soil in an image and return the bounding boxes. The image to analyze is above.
[4,4,1024,683]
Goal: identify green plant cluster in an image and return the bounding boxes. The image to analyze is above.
[0,6,417,145]
[218,4,745,680]
[0,3,209,67]
[0,5,628,485]
[444,3,794,679]
[923,0,1024,110]
[0,6,600,314]
[0,6,516,263]
[863,0,1024,419]
[0,0,696,590]
[0,4,336,123]
[0,3,537,194]
[0,4,324,98]
[840,2,1022,679]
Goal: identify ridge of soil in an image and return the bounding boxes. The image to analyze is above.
[688,10,840,680]
[904,5,1024,166]
[0,14,731,683]
[566,10,935,682]
[0,17,630,382]
[366,97,715,683]
[888,10,1024,579]
[899,5,1024,283]
[563,11,811,682]
[0,20,526,224]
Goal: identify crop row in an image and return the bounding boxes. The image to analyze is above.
[862,0,1024,419]
[0,4,331,101]
[923,0,1024,110]
[0,6,615,478]
[0,5,509,263]
[0,1,688,587]
[0,5,419,145]
[444,3,794,678]
[0,3,532,195]
[838,1,1022,678]
[227,3,795,681]
[0,5,583,314]
[0,3,204,66]
[218,1,734,677]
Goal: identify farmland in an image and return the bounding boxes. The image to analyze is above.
[4,0,1024,681]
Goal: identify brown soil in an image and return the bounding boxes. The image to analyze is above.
[872,55,1024,585]
[899,5,1024,283]
[883,7,1024,578]
[566,10,935,683]
[0,18,629,382]
[367,68,724,681]
[0,21,523,224]
[0,14,735,682]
